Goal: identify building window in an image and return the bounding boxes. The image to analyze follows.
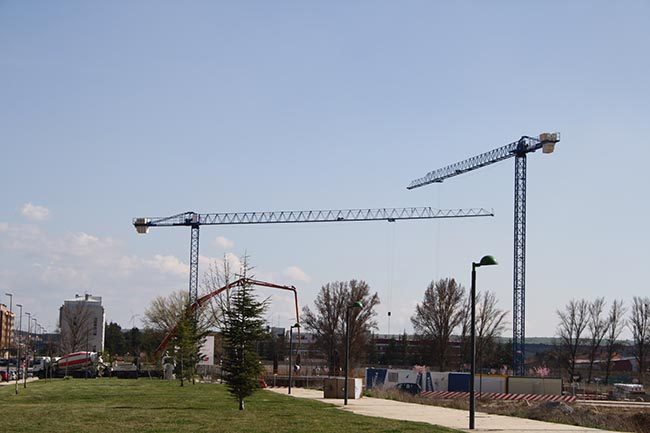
[93,318,97,336]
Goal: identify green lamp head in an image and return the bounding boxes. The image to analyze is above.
[477,255,498,267]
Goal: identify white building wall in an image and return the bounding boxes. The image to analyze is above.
[59,294,105,353]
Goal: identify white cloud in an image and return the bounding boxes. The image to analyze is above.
[199,253,243,275]
[215,236,235,249]
[21,202,50,221]
[145,255,188,276]
[224,252,243,272]
[38,264,83,285]
[282,266,311,283]
[0,222,8,232]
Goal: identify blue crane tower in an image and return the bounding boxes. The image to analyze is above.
[407,133,560,376]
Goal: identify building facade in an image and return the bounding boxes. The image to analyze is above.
[59,294,105,354]
[0,303,15,358]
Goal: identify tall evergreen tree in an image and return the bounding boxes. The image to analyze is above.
[222,277,268,410]
[172,309,206,386]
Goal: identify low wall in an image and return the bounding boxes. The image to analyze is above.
[507,376,562,395]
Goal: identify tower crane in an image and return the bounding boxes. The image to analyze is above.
[407,132,560,376]
[133,206,494,307]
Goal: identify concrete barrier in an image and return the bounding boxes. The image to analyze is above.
[323,377,363,399]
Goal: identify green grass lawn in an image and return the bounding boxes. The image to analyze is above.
[1,379,458,433]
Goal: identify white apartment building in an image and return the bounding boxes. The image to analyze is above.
[59,294,105,353]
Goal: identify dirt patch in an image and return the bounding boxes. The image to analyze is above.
[367,389,650,433]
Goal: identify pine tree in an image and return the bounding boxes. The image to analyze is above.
[222,278,268,410]
[172,309,205,386]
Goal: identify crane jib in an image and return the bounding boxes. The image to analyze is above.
[133,207,494,228]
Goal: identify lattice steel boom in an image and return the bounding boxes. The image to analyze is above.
[407,133,560,376]
[133,206,494,305]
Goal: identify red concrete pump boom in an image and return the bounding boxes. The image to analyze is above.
[154,277,299,357]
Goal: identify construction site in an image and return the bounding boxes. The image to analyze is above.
[2,3,650,433]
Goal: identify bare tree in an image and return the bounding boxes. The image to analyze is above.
[586,298,609,383]
[556,299,589,380]
[476,291,509,369]
[459,291,509,369]
[202,255,236,330]
[143,290,189,333]
[144,289,214,385]
[629,296,650,384]
[302,280,380,373]
[411,278,465,371]
[347,280,380,367]
[603,300,625,384]
[59,302,92,354]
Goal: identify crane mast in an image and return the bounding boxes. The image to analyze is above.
[407,133,560,376]
[133,206,494,307]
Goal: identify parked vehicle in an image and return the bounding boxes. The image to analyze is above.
[31,357,50,378]
[110,362,138,379]
[396,382,421,395]
[49,352,105,378]
[0,371,9,381]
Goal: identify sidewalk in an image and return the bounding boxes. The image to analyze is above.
[0,377,39,386]
[266,387,625,433]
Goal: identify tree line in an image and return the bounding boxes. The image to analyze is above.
[302,277,508,373]
[555,296,649,384]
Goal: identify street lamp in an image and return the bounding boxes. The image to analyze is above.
[32,319,37,356]
[24,312,31,389]
[469,255,498,430]
[344,301,363,405]
[288,323,300,395]
[4,293,12,380]
[14,304,22,394]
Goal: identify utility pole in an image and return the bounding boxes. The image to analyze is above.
[14,304,22,394]
[4,293,12,380]
[24,312,30,388]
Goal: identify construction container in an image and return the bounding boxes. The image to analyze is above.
[426,372,449,392]
[475,375,507,393]
[507,376,562,395]
[448,372,471,392]
[364,368,418,389]
[365,368,387,390]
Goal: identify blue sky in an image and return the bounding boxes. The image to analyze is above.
[1,1,648,338]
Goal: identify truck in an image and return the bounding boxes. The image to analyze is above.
[48,352,106,378]
[31,356,51,378]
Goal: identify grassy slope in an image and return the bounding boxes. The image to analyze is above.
[1,379,458,433]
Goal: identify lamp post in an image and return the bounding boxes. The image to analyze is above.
[288,323,300,394]
[24,312,31,388]
[344,301,363,405]
[4,293,12,379]
[469,255,498,430]
[14,304,21,395]
[32,319,38,357]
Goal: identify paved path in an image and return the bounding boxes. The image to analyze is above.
[267,387,625,433]
[0,377,39,386]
